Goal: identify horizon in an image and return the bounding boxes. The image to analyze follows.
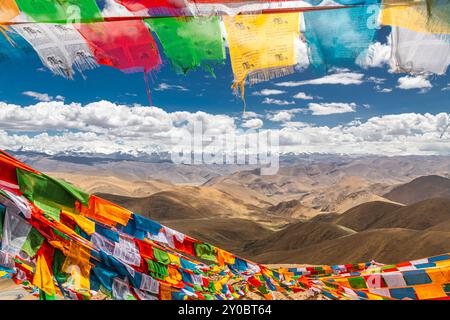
[1,0,449,158]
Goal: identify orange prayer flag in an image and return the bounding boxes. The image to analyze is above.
[80,195,132,227]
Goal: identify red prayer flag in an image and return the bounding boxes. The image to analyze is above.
[76,20,161,73]
[115,0,187,15]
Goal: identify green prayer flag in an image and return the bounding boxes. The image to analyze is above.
[194,243,216,262]
[21,227,45,258]
[146,16,225,74]
[39,289,56,300]
[193,284,202,292]
[16,168,90,213]
[204,293,214,300]
[0,204,5,241]
[208,280,216,293]
[16,0,102,23]
[152,247,170,265]
[52,249,68,285]
[34,200,61,222]
[348,276,367,289]
[257,285,270,295]
[147,259,169,280]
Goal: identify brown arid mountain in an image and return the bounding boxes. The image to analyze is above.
[246,198,450,264]
[332,201,404,231]
[366,198,450,230]
[383,175,450,205]
[252,228,450,265]
[243,221,356,256]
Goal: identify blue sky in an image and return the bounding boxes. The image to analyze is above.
[1,24,449,129]
[0,21,449,157]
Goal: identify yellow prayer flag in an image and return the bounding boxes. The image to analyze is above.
[165,265,182,285]
[223,13,300,97]
[168,252,181,266]
[381,2,450,34]
[33,254,56,296]
[63,210,95,235]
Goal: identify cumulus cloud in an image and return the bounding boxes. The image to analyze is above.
[293,92,313,100]
[1,100,450,157]
[295,37,310,71]
[262,98,295,106]
[252,89,285,96]
[267,111,294,122]
[241,118,263,129]
[307,102,357,115]
[356,40,391,69]
[242,111,261,119]
[155,83,189,91]
[281,121,311,128]
[276,72,364,87]
[22,91,64,102]
[397,75,432,91]
[266,108,306,122]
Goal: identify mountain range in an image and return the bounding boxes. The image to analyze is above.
[12,151,450,265]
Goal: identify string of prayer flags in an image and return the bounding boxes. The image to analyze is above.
[0,0,449,100]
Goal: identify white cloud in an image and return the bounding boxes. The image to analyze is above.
[262,98,295,106]
[307,102,357,115]
[368,77,386,84]
[252,89,285,96]
[293,92,313,100]
[295,37,310,71]
[374,85,393,93]
[0,100,235,136]
[441,84,450,91]
[266,108,306,122]
[356,40,391,69]
[241,118,263,129]
[276,72,364,87]
[242,111,261,119]
[397,75,432,91]
[22,91,64,102]
[2,100,450,157]
[267,111,294,122]
[155,83,189,91]
[281,121,311,128]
